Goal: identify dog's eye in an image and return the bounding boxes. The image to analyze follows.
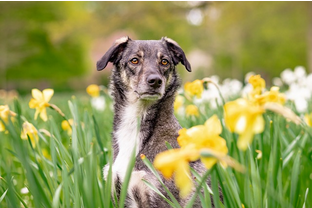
[161,59,169,66]
[130,58,139,64]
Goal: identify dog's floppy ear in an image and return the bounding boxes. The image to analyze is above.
[97,36,131,71]
[162,37,191,72]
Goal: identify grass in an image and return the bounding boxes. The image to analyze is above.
[0,86,312,208]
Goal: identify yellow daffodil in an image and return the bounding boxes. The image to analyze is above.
[224,98,265,151]
[154,115,228,197]
[61,119,73,135]
[29,89,54,121]
[0,105,16,132]
[254,86,286,106]
[185,105,200,117]
[86,84,100,97]
[154,147,198,197]
[21,121,39,147]
[248,74,265,99]
[42,149,51,160]
[174,95,184,111]
[304,113,312,127]
[184,79,204,98]
[178,115,228,169]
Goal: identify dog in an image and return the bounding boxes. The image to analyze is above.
[97,37,215,207]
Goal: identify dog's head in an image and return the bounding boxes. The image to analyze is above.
[97,37,191,102]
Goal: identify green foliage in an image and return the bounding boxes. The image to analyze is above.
[0,2,89,90]
[1,2,311,92]
[0,87,311,207]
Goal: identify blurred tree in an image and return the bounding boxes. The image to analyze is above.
[0,2,310,92]
[205,2,310,80]
[0,2,89,92]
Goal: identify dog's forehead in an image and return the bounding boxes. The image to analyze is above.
[125,40,168,56]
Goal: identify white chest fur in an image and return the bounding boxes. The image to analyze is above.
[104,101,145,181]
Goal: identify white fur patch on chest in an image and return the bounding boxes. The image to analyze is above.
[111,101,145,180]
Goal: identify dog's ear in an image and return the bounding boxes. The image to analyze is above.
[97,36,131,71]
[162,37,191,72]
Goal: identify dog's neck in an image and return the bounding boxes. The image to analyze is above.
[109,68,179,177]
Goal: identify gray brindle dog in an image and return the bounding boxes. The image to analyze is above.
[97,37,218,207]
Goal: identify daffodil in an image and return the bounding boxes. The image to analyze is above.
[86,84,100,97]
[224,98,265,151]
[154,147,198,197]
[248,74,265,99]
[21,121,39,147]
[304,113,312,127]
[0,105,16,132]
[61,119,73,135]
[254,86,286,106]
[184,79,204,98]
[178,115,228,169]
[29,89,54,121]
[42,149,51,160]
[174,95,184,111]
[185,104,200,117]
[154,115,228,197]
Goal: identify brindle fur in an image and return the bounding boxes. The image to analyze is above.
[97,37,220,207]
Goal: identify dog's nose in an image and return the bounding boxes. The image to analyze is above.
[147,74,162,89]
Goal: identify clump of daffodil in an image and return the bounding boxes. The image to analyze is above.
[21,121,39,147]
[184,79,204,98]
[174,95,184,112]
[86,84,100,97]
[247,74,300,125]
[0,105,16,132]
[247,75,285,106]
[304,113,312,126]
[254,86,286,106]
[248,74,265,99]
[154,115,229,197]
[61,119,73,135]
[224,98,265,151]
[29,88,54,121]
[185,104,200,117]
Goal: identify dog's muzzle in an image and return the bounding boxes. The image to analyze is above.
[147,74,163,89]
[135,74,164,101]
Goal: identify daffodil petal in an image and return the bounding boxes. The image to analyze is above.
[29,98,38,109]
[237,128,254,151]
[43,89,54,103]
[34,109,40,120]
[204,114,222,135]
[32,89,43,101]
[175,161,193,198]
[235,116,247,134]
[201,157,218,169]
[253,115,265,133]
[154,150,179,179]
[39,108,48,121]
[0,122,5,132]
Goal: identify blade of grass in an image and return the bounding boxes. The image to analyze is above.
[118,145,136,208]
[185,168,212,208]
[0,189,8,203]
[141,155,182,208]
[290,150,301,206]
[142,179,177,208]
[52,183,63,208]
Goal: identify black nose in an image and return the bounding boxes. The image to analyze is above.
[147,74,162,89]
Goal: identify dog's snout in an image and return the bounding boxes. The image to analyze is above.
[147,74,162,89]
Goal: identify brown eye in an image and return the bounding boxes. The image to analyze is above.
[130,58,139,64]
[161,59,168,66]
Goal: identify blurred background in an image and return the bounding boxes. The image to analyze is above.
[1,1,312,94]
